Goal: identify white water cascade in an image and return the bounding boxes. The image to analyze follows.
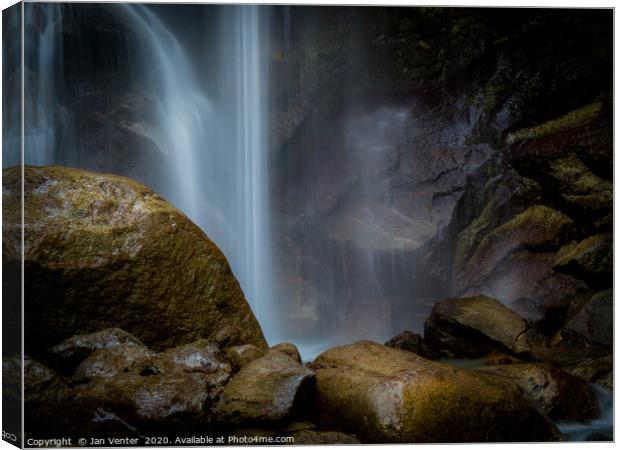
[119,5,277,341]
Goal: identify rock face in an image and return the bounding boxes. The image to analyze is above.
[310,341,559,443]
[476,363,599,422]
[71,339,231,432]
[562,353,613,391]
[384,331,436,359]
[225,344,267,372]
[271,343,303,363]
[215,350,315,424]
[424,296,540,358]
[50,328,145,374]
[561,289,612,347]
[554,234,612,287]
[2,166,267,353]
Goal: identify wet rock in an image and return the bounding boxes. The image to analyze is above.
[467,251,586,320]
[561,289,612,347]
[554,234,612,287]
[548,154,612,220]
[50,328,144,374]
[271,343,302,363]
[455,205,573,292]
[289,430,361,444]
[2,166,267,353]
[162,339,231,386]
[563,353,612,390]
[476,363,599,422]
[225,344,267,372]
[71,340,231,432]
[384,330,436,359]
[22,356,74,436]
[215,349,315,424]
[424,295,541,358]
[310,341,559,443]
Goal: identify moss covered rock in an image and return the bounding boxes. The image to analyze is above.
[310,341,559,443]
[424,295,541,357]
[555,234,612,287]
[2,166,267,353]
[456,205,573,292]
[476,363,599,422]
[214,349,315,424]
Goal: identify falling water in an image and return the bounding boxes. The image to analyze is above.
[118,5,276,340]
[16,3,277,342]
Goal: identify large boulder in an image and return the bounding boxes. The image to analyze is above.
[476,363,599,422]
[2,166,267,353]
[310,341,559,443]
[214,350,315,424]
[424,295,541,358]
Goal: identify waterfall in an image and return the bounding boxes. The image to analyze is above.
[118,5,276,341]
[16,3,277,344]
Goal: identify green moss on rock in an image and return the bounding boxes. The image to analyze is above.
[3,166,267,354]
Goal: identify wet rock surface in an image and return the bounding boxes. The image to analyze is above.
[215,349,315,424]
[476,363,599,422]
[71,340,231,431]
[3,165,267,354]
[289,430,361,444]
[225,344,267,372]
[50,328,145,374]
[310,341,560,443]
[384,330,437,359]
[424,295,541,358]
[271,342,303,363]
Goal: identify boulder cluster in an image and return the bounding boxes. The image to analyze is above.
[3,165,611,444]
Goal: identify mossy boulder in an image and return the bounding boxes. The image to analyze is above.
[310,341,559,443]
[49,328,144,374]
[384,330,437,359]
[562,353,612,391]
[455,205,573,292]
[2,166,267,353]
[271,342,303,364]
[424,295,541,358]
[561,289,612,347]
[70,340,231,433]
[554,234,612,287]
[476,363,599,422]
[214,350,315,424]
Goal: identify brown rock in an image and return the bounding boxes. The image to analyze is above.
[456,205,573,292]
[310,341,559,443]
[289,430,361,444]
[2,166,267,353]
[476,363,599,422]
[384,330,436,359]
[271,342,302,363]
[215,349,315,424]
[71,340,231,431]
[554,234,612,287]
[225,344,267,372]
[50,328,144,374]
[424,295,540,358]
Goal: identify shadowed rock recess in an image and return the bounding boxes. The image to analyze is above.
[2,4,612,445]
